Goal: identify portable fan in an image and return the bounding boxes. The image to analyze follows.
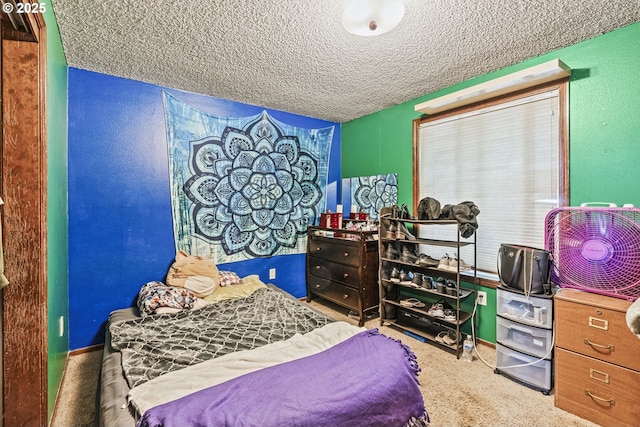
[545,206,640,301]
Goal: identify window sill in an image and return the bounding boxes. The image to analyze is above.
[476,270,500,289]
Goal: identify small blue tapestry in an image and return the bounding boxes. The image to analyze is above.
[163,93,334,261]
[348,174,398,220]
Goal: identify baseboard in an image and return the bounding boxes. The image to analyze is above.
[477,338,496,349]
[69,343,104,356]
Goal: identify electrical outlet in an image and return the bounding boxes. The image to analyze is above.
[477,291,487,306]
[269,268,276,280]
[59,315,65,337]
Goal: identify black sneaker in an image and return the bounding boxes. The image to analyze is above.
[385,242,400,260]
[411,273,423,287]
[421,275,435,289]
[390,267,400,282]
[385,221,398,240]
[400,243,418,263]
[446,280,458,296]
[415,253,439,267]
[399,270,412,284]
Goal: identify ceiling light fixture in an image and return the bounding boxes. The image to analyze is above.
[342,0,405,37]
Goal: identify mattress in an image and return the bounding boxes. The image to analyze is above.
[99,282,428,427]
[99,283,331,426]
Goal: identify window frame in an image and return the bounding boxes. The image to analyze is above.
[412,80,569,288]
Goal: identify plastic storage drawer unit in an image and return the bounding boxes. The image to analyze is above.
[497,287,553,328]
[496,317,553,359]
[495,343,553,393]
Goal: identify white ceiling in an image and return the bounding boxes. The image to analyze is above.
[50,0,640,123]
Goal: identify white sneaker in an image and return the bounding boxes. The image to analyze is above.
[442,254,472,272]
[437,254,451,270]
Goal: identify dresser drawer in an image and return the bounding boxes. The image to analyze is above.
[308,257,360,288]
[307,277,360,311]
[308,236,361,267]
[555,291,640,371]
[555,348,640,427]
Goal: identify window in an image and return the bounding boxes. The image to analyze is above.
[413,82,568,281]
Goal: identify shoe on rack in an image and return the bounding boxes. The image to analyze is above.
[436,329,460,345]
[395,222,416,240]
[390,267,400,282]
[385,242,400,260]
[446,280,458,296]
[400,243,419,263]
[379,206,396,219]
[415,253,439,267]
[437,254,452,270]
[399,298,425,308]
[421,275,435,290]
[385,221,398,240]
[399,270,412,285]
[439,253,472,272]
[436,277,447,294]
[399,204,414,220]
[443,309,457,322]
[435,330,448,344]
[411,273,423,288]
[451,253,472,271]
[428,302,444,318]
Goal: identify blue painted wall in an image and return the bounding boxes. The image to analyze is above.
[68,68,341,349]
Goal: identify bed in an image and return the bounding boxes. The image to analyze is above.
[99,275,429,427]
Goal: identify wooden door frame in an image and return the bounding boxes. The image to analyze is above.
[1,11,48,427]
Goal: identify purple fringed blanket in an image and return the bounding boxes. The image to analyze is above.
[137,329,428,427]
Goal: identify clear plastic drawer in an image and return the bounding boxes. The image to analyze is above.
[496,317,553,359]
[496,343,552,392]
[497,288,553,328]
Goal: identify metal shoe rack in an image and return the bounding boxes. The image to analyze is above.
[378,215,477,357]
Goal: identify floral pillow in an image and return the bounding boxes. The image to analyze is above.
[218,271,242,287]
[137,281,197,316]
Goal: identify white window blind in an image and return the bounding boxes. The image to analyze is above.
[416,90,560,275]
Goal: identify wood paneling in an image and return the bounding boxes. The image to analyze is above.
[1,35,47,426]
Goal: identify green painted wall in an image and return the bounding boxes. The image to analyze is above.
[44,0,69,420]
[342,22,640,342]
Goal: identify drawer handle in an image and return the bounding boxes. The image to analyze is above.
[343,273,350,278]
[588,316,609,331]
[315,265,321,270]
[584,390,615,407]
[343,294,349,299]
[583,338,614,353]
[315,284,321,289]
[589,368,610,384]
[343,252,349,257]
[315,247,322,251]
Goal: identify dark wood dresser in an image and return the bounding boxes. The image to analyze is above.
[555,289,640,427]
[306,226,379,326]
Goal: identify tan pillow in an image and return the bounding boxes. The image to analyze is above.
[166,251,220,298]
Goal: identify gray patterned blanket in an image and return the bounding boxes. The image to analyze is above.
[109,287,333,388]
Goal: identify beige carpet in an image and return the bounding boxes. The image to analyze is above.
[51,300,601,427]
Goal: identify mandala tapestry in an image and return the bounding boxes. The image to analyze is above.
[163,93,334,262]
[348,174,398,221]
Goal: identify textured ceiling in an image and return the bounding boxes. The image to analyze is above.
[51,0,640,123]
